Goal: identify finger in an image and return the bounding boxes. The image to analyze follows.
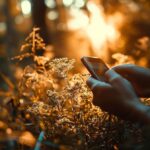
[112,64,150,78]
[112,64,135,73]
[111,64,135,79]
[105,69,122,82]
[87,77,111,91]
[105,69,133,91]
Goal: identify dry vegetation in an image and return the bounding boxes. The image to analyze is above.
[0,28,150,150]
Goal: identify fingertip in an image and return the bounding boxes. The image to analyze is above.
[86,77,96,87]
[111,65,122,73]
[105,69,120,81]
[87,76,112,91]
[105,69,129,87]
[112,64,136,74]
[105,69,133,90]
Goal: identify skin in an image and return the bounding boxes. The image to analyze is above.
[112,64,150,97]
[86,65,150,125]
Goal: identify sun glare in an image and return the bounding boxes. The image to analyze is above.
[21,0,31,16]
[66,1,123,57]
[86,2,121,55]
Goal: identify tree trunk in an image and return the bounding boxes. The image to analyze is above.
[32,0,49,44]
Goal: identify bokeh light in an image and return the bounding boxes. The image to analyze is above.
[44,0,56,9]
[20,0,31,16]
[47,10,59,20]
[63,0,74,7]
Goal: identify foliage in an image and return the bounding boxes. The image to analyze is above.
[0,28,150,150]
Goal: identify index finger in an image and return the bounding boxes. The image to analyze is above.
[87,77,111,91]
[105,69,134,92]
[112,64,150,78]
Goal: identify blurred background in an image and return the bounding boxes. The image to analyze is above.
[0,0,150,90]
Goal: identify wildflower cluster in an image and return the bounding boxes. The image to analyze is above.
[4,28,149,149]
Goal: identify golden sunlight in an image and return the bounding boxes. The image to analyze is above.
[86,1,123,58]
[66,1,124,60]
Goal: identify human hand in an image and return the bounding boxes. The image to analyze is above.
[112,64,150,97]
[87,70,143,119]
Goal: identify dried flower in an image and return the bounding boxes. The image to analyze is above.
[3,28,150,150]
[112,53,135,65]
[45,57,75,78]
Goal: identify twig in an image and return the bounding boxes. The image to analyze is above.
[0,72,14,90]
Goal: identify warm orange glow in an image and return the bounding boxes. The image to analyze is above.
[19,131,36,147]
[86,2,123,58]
[66,1,124,60]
